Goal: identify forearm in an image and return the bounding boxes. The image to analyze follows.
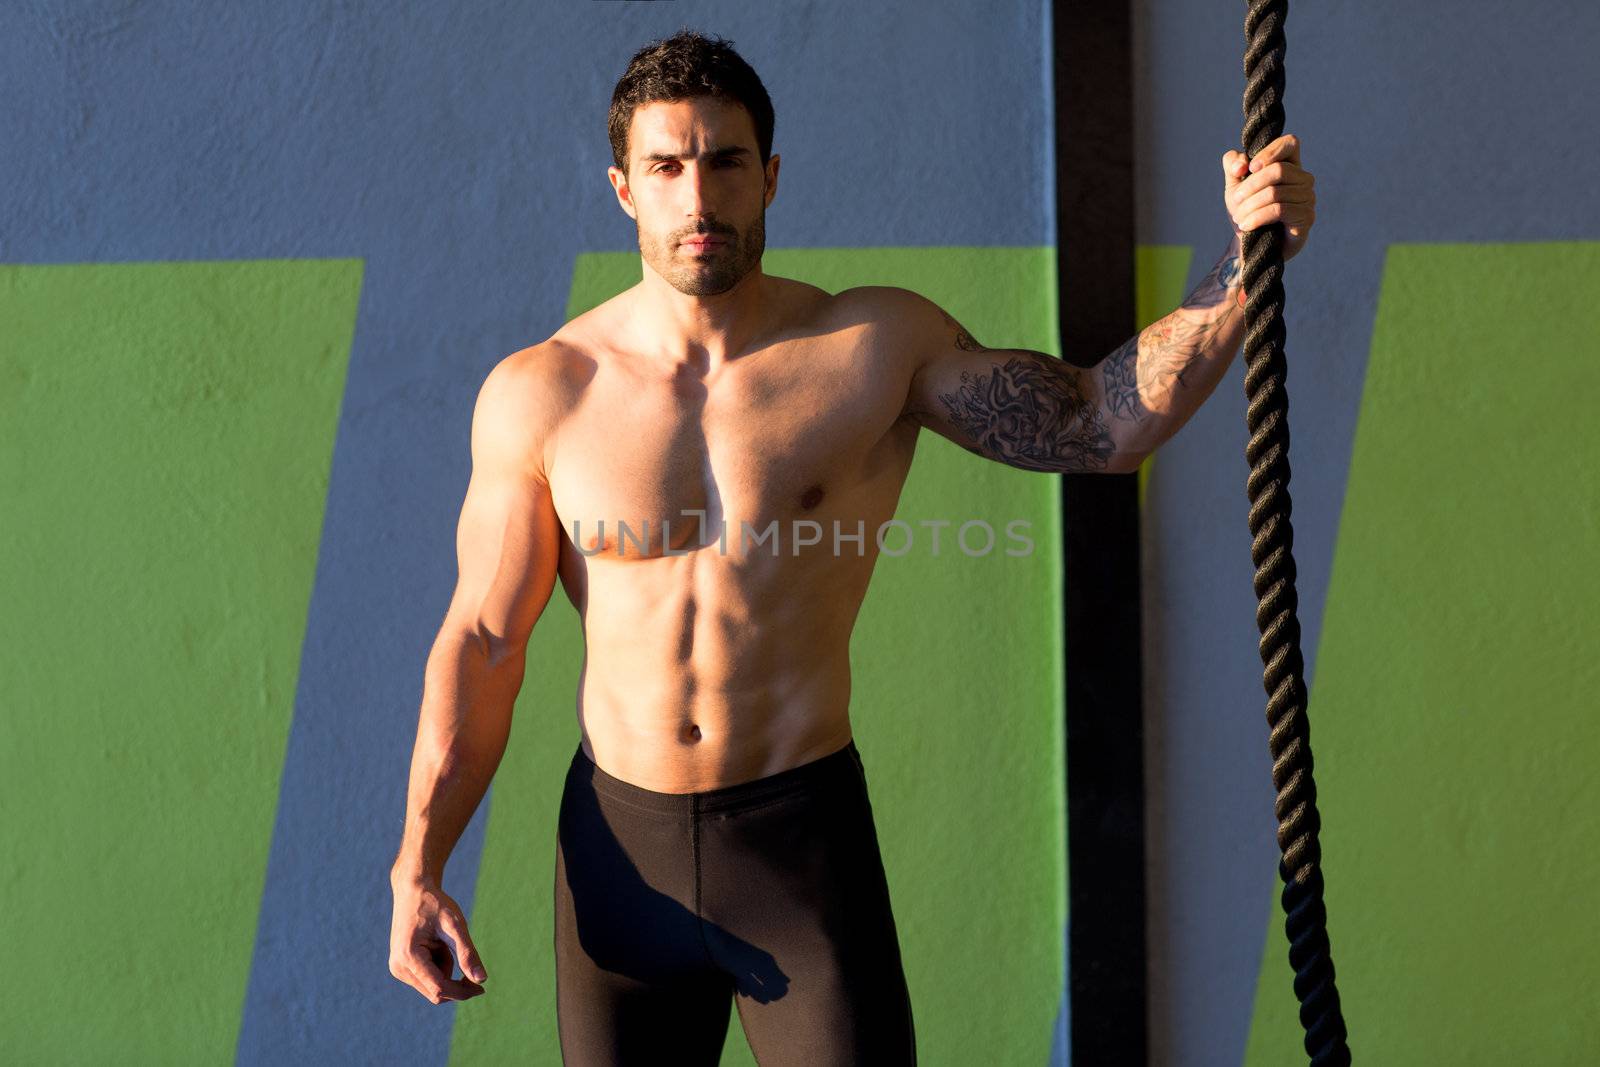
[390,628,525,886]
[1097,231,1247,460]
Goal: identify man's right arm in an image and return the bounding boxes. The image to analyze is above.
[392,348,562,884]
[388,348,563,1002]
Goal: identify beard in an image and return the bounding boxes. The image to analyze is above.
[641,208,766,297]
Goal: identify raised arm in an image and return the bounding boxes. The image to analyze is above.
[884,235,1249,475]
[389,346,564,1004]
[886,286,1128,473]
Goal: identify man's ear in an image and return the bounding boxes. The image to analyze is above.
[607,165,637,221]
[764,153,780,208]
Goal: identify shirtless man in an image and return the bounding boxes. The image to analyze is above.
[387,29,1315,1066]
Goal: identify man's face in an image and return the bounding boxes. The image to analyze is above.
[608,97,779,297]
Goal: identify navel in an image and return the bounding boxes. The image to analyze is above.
[799,484,826,510]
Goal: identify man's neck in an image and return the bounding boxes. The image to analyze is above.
[631,266,774,368]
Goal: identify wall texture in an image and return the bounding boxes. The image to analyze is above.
[4,2,1598,1065]
[0,3,1065,1065]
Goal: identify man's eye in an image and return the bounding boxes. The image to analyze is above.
[656,159,738,174]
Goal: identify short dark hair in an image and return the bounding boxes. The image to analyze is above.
[608,29,775,176]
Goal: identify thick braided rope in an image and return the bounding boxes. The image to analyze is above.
[1239,1,1351,1062]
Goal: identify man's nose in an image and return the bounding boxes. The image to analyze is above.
[681,163,716,217]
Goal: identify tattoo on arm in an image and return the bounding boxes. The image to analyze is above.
[933,312,1115,473]
[1099,242,1243,427]
[1179,243,1242,311]
[949,318,985,353]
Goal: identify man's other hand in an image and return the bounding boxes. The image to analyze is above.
[1223,133,1317,266]
[388,874,488,1004]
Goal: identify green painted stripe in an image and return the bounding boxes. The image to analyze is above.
[1243,242,1600,1063]
[448,247,1065,1065]
[0,260,362,1062]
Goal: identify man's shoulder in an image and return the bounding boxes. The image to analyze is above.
[545,286,636,359]
[471,335,591,467]
[832,283,936,312]
[498,335,588,383]
[827,285,953,380]
[829,284,947,339]
[490,329,595,406]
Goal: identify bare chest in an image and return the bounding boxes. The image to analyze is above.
[546,331,913,558]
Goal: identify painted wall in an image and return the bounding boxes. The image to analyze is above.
[1134,1,1600,1063]
[1,3,1066,1065]
[7,2,1595,1064]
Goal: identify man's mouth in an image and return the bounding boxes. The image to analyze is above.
[681,236,728,250]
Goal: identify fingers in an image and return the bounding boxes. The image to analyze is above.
[437,907,489,984]
[1235,199,1316,234]
[1225,137,1315,267]
[1224,134,1315,237]
[1234,179,1315,219]
[397,966,484,1004]
[406,943,486,1004]
[1222,150,1250,187]
[388,882,489,1006]
[1229,160,1314,206]
[1223,134,1309,191]
[1249,133,1300,170]
[390,956,452,1005]
[1222,134,1299,178]
[388,934,486,1005]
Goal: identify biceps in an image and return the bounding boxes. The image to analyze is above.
[444,462,562,656]
[912,347,1118,473]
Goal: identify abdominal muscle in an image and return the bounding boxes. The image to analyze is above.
[568,540,871,794]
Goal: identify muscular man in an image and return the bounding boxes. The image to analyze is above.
[387,29,1315,1066]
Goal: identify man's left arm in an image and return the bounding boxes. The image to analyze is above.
[893,134,1315,473]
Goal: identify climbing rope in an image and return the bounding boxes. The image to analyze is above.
[1237,1,1352,1063]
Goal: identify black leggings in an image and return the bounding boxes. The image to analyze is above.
[553,737,917,1065]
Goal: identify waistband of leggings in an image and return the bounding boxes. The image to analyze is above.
[570,737,862,816]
